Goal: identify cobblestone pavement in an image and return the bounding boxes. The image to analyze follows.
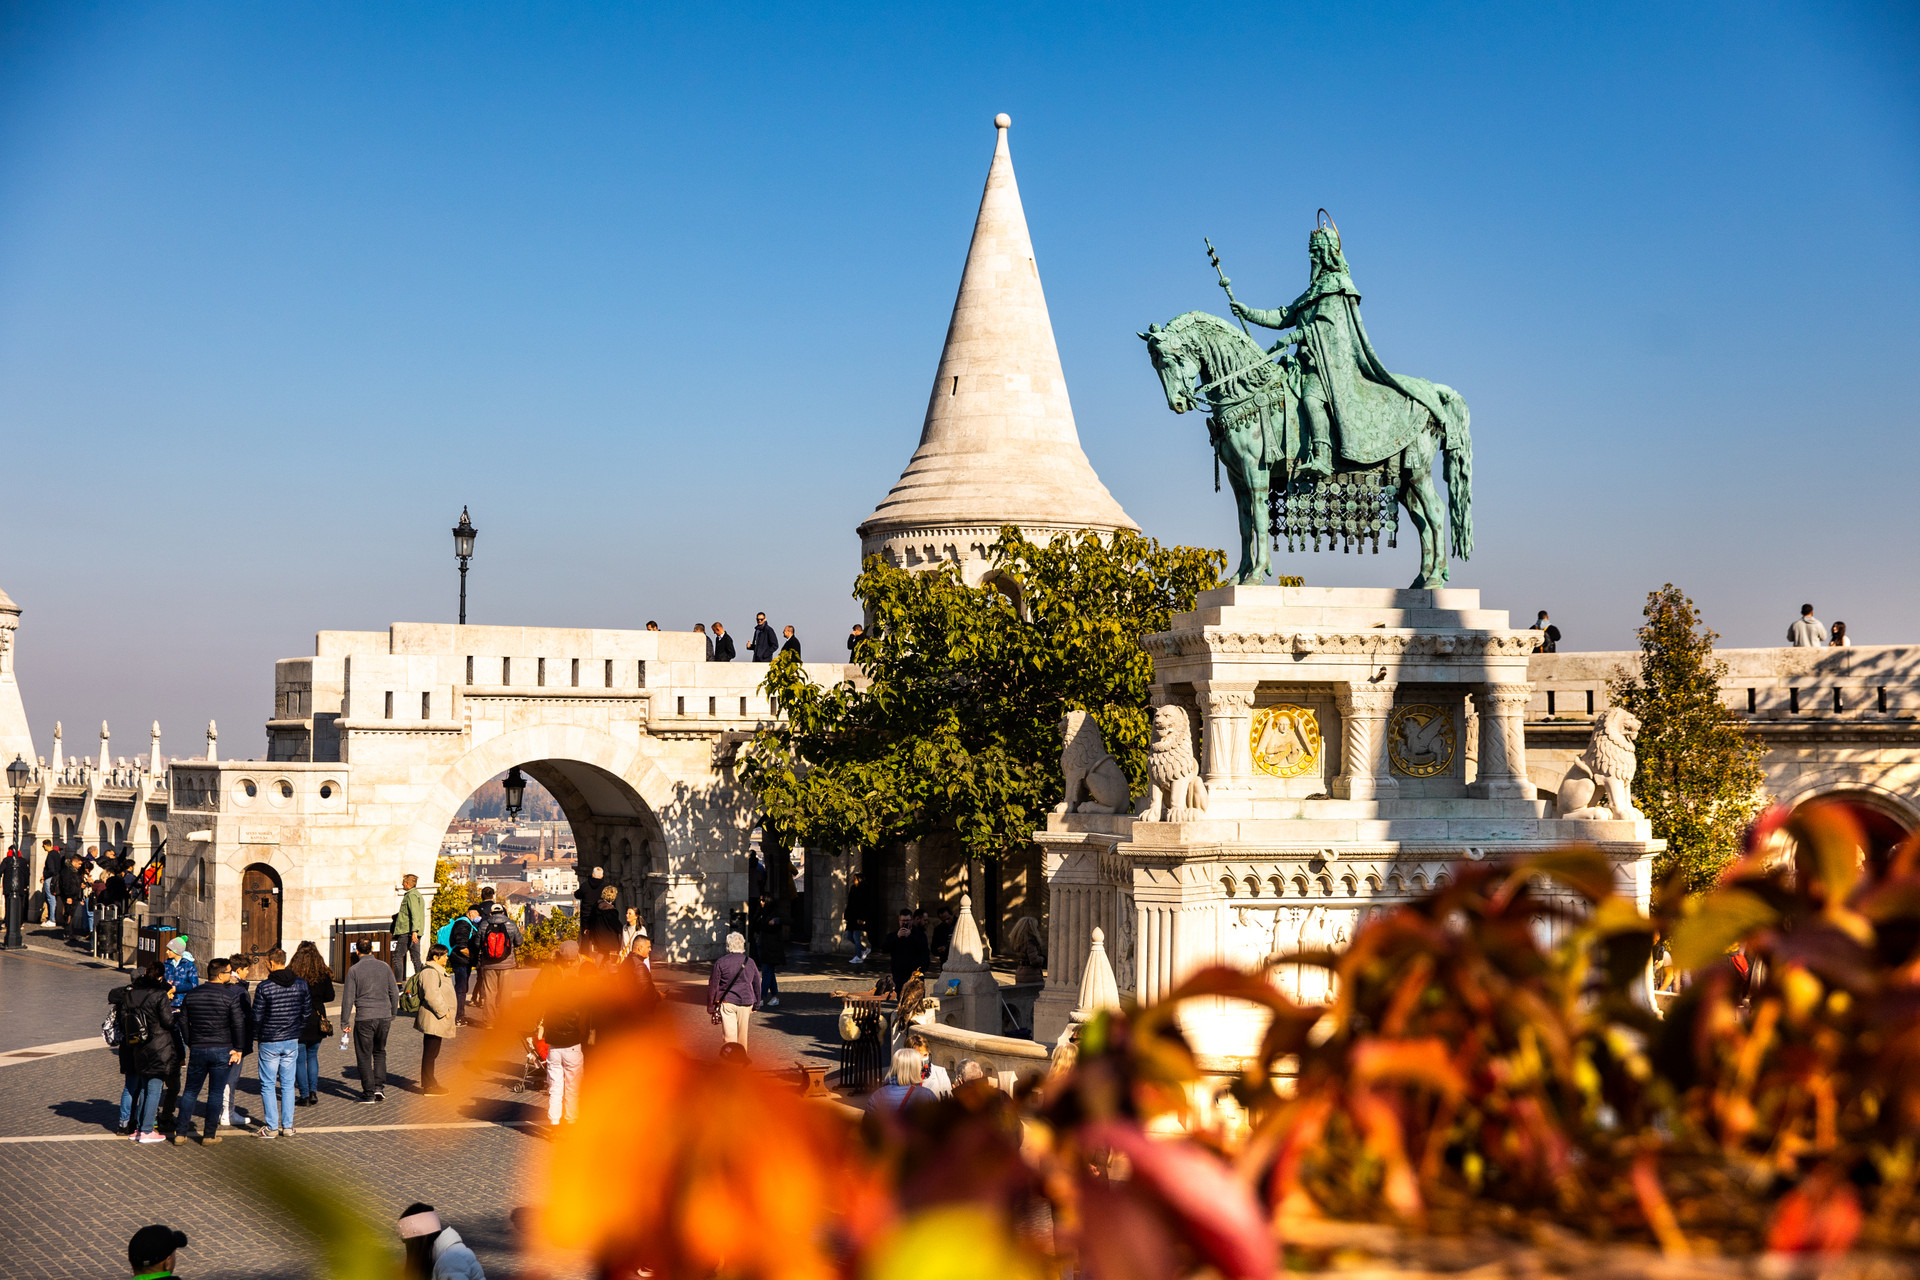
[0,943,852,1279]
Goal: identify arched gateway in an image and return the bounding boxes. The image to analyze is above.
[151,622,858,963]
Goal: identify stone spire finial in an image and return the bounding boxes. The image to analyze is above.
[1072,926,1122,1024]
[944,892,990,974]
[50,722,63,773]
[149,722,163,777]
[206,720,218,763]
[98,721,111,772]
[857,113,1136,585]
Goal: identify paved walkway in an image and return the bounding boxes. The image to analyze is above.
[0,940,851,1279]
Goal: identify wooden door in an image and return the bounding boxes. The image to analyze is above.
[240,865,281,961]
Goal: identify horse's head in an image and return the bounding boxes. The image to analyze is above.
[1139,311,1254,415]
[1139,318,1202,415]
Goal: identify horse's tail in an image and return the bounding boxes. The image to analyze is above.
[1439,391,1472,561]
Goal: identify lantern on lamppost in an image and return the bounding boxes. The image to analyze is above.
[6,754,29,855]
[452,506,478,625]
[502,765,527,821]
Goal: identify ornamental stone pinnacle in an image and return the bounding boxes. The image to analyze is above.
[858,113,1136,586]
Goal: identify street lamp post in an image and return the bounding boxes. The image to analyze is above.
[452,506,478,625]
[7,755,29,854]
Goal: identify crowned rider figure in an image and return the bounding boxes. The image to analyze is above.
[1230,215,1453,483]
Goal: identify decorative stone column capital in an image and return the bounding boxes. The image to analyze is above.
[1194,682,1258,792]
[1332,682,1399,800]
[1199,688,1255,717]
[1336,683,1398,716]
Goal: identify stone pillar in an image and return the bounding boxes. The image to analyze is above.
[1331,684,1399,800]
[938,893,1000,1034]
[1468,683,1534,799]
[1195,682,1257,793]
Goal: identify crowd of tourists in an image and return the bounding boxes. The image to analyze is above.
[687,611,804,662]
[0,837,152,953]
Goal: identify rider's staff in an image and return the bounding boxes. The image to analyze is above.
[1206,238,1254,339]
[1203,238,1249,492]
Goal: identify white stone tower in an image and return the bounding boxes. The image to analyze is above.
[0,585,33,772]
[858,113,1136,586]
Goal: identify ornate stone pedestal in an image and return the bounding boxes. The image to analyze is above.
[1034,586,1662,1063]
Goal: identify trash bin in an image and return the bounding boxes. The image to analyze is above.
[331,919,397,982]
[135,916,181,971]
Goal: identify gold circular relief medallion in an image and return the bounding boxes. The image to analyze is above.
[1388,703,1456,777]
[1250,704,1321,779]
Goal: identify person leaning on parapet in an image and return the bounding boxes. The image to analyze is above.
[341,937,398,1105]
[474,898,524,1023]
[1530,611,1561,654]
[1830,621,1852,648]
[695,622,711,659]
[711,621,736,662]
[645,620,660,631]
[393,873,428,982]
[1788,603,1828,647]
[126,1224,190,1280]
[780,625,801,659]
[847,622,865,658]
[749,612,778,662]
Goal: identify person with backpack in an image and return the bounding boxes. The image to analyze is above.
[414,943,457,1096]
[474,902,523,1025]
[174,957,246,1144]
[108,960,178,1142]
[706,931,761,1054]
[251,947,312,1138]
[341,937,399,1103]
[863,1045,938,1116]
[448,905,482,1025]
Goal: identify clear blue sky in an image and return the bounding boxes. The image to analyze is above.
[1,2,1915,758]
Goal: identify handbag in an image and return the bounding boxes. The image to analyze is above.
[318,1013,335,1038]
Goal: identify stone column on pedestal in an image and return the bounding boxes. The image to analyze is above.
[1468,683,1534,799]
[1332,684,1399,800]
[1195,683,1257,793]
[939,892,1002,1034]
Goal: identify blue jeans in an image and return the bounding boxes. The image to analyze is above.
[258,1040,299,1132]
[119,1074,163,1132]
[177,1046,236,1137]
[296,1042,320,1096]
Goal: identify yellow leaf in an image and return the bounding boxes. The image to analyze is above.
[862,1206,1043,1280]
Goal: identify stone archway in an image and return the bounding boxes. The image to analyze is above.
[1776,773,1920,832]
[393,725,739,959]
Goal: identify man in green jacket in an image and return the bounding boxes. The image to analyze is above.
[393,873,427,982]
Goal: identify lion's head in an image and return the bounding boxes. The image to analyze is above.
[1587,707,1642,781]
[1147,704,1199,781]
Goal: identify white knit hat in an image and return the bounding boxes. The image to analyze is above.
[397,1209,443,1240]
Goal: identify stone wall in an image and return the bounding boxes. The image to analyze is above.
[1526,646,1920,825]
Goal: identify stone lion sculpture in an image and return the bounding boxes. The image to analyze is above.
[1054,710,1132,815]
[1138,704,1208,822]
[1556,707,1644,820]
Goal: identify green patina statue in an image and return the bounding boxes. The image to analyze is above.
[1141,215,1473,588]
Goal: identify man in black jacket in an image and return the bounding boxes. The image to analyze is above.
[174,958,245,1144]
[748,613,778,662]
[250,948,312,1139]
[1,845,27,949]
[887,909,930,997]
[710,622,736,662]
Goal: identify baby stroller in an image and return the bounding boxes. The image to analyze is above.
[508,1036,550,1094]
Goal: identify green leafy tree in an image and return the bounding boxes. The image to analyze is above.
[741,527,1225,862]
[1607,584,1767,890]
[430,856,476,934]
[520,907,580,963]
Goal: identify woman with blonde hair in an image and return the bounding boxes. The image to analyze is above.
[865,1046,937,1114]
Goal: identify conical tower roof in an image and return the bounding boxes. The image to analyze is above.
[859,114,1135,583]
